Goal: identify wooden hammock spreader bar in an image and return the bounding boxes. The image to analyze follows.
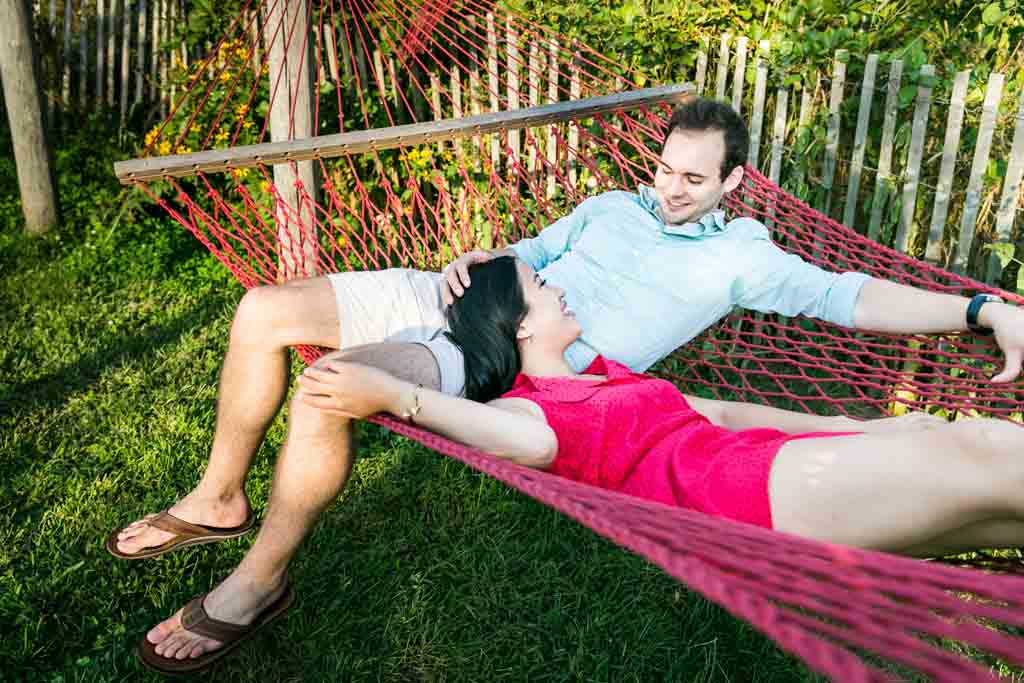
[115,84,694,183]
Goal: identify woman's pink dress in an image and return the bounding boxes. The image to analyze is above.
[502,356,853,528]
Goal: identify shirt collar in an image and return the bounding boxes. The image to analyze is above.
[637,184,726,238]
[510,355,634,396]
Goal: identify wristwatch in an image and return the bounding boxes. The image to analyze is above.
[966,294,1003,335]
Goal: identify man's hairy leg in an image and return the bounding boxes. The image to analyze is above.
[115,277,342,555]
[143,343,441,660]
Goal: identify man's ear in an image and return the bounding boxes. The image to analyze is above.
[516,323,532,342]
[722,165,745,194]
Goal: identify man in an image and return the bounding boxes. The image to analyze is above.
[111,98,1024,672]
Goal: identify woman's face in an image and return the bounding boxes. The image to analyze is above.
[515,259,581,350]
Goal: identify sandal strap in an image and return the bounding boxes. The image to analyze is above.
[148,511,210,539]
[180,595,252,643]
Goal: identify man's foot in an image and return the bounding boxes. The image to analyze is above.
[138,574,295,674]
[110,491,252,558]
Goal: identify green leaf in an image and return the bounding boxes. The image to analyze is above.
[982,3,1004,26]
[984,242,1016,268]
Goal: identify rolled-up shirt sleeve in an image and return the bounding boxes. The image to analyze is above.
[509,199,591,271]
[733,220,871,328]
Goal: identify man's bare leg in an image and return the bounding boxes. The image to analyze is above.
[115,278,342,554]
[143,342,441,660]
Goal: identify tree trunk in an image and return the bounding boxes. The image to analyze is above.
[0,0,59,235]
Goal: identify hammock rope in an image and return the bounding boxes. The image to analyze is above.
[118,1,1024,679]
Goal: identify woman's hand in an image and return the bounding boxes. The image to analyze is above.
[858,412,948,434]
[296,360,408,419]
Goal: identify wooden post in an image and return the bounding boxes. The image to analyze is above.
[324,24,339,82]
[163,0,174,118]
[528,40,541,174]
[894,64,934,254]
[730,36,747,114]
[767,87,788,230]
[486,12,499,169]
[790,73,817,195]
[119,0,131,128]
[695,43,707,96]
[506,19,520,171]
[150,0,160,95]
[96,0,105,104]
[135,0,146,107]
[926,69,970,264]
[0,0,59,234]
[106,0,116,107]
[430,70,444,153]
[264,0,318,279]
[62,0,71,108]
[373,49,385,102]
[868,59,902,242]
[568,51,580,188]
[714,34,729,100]
[954,72,1004,274]
[988,87,1024,281]
[469,61,482,167]
[821,49,847,216]
[747,40,768,170]
[546,37,558,198]
[842,53,877,231]
[451,64,463,161]
[79,2,89,108]
[388,55,399,112]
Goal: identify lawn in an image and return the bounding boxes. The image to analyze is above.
[0,125,819,682]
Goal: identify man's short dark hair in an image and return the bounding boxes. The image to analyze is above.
[663,98,750,181]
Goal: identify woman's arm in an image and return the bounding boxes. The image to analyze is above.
[684,395,945,435]
[684,395,855,434]
[297,361,557,467]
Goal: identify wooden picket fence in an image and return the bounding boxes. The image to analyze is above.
[29,2,1024,286]
[30,0,186,131]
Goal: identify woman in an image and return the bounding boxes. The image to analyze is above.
[299,256,1024,557]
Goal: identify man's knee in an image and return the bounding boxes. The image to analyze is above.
[231,285,283,345]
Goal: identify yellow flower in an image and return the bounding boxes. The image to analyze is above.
[219,71,231,83]
[235,103,249,117]
[242,120,254,130]
[235,48,249,61]
[232,167,250,179]
[259,180,270,193]
[157,141,172,155]
[215,129,230,144]
[176,145,192,154]
[144,127,160,146]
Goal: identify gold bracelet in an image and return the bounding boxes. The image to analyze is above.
[400,384,424,422]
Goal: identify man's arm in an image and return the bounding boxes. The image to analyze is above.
[735,221,1023,382]
[852,278,1024,382]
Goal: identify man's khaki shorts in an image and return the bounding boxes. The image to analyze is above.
[327,269,465,396]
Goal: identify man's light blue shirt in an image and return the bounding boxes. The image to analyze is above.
[510,185,871,373]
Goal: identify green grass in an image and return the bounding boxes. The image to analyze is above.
[0,127,819,682]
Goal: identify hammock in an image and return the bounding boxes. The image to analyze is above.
[115,1,1024,680]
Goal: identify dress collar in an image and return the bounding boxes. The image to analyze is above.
[637,184,726,238]
[510,356,635,400]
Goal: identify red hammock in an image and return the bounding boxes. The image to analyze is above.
[116,1,1024,680]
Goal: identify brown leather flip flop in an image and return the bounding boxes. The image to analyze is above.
[105,509,256,560]
[136,583,296,676]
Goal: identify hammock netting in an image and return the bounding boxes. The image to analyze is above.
[117,0,1024,680]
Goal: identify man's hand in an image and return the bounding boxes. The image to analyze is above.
[985,304,1024,383]
[296,361,407,419]
[441,250,494,306]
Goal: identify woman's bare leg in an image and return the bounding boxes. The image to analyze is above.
[768,419,1024,555]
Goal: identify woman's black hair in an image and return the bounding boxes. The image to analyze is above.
[445,256,528,402]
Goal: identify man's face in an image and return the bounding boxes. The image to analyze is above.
[653,128,741,226]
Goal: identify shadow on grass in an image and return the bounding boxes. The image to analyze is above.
[0,294,230,423]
